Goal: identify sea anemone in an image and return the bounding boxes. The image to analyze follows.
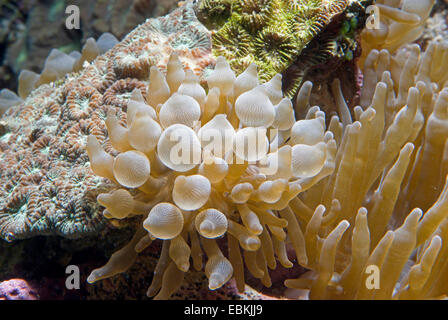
[194,0,233,29]
[280,0,448,300]
[283,37,448,299]
[4,0,447,300]
[86,54,336,298]
[360,0,434,63]
[85,0,448,300]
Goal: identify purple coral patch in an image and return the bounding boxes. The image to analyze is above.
[0,279,39,300]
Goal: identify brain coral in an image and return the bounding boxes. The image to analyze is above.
[0,3,214,241]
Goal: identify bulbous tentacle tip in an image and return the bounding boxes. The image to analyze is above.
[86,270,102,284]
[243,236,261,251]
[179,263,190,273]
[102,210,113,219]
[208,274,226,290]
[199,220,215,234]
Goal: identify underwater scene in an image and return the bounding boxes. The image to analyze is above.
[1,0,448,301]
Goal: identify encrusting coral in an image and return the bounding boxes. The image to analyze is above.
[0,3,214,241]
[195,0,371,97]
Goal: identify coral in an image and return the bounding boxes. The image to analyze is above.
[279,0,373,98]
[102,79,147,109]
[108,5,213,80]
[232,0,279,32]
[194,0,233,29]
[208,20,253,65]
[0,279,38,300]
[0,3,214,241]
[197,0,366,86]
[85,54,337,299]
[254,25,299,74]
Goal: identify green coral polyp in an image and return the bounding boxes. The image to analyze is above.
[213,21,253,58]
[197,0,356,89]
[195,0,233,29]
[232,0,279,32]
[255,26,298,74]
